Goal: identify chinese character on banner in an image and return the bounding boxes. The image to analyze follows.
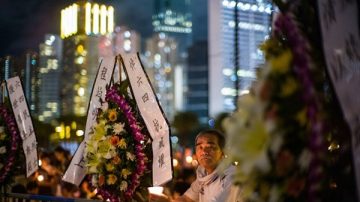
[129,58,136,70]
[74,157,85,169]
[8,85,14,94]
[95,86,103,98]
[101,66,108,80]
[153,119,162,132]
[142,93,149,103]
[158,153,165,168]
[19,95,25,103]
[159,137,165,149]
[15,80,21,89]
[137,76,143,87]
[23,110,30,120]
[27,161,32,173]
[12,99,18,109]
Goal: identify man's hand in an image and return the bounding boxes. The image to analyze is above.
[149,193,170,202]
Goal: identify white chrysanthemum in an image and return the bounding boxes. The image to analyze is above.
[120,181,128,191]
[113,123,125,134]
[91,175,98,186]
[126,152,136,161]
[89,166,98,173]
[101,102,109,112]
[0,146,6,154]
[222,93,270,180]
[298,149,312,170]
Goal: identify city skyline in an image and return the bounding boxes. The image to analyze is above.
[0,0,207,57]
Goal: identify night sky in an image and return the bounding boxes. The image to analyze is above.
[0,0,207,57]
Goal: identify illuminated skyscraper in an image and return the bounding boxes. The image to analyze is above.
[209,0,272,117]
[152,0,192,54]
[144,33,181,120]
[113,26,141,55]
[60,2,115,116]
[37,34,62,122]
[186,41,208,124]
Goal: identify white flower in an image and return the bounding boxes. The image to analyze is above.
[91,175,98,186]
[298,149,312,170]
[269,134,283,155]
[89,166,98,174]
[101,102,109,112]
[120,181,128,191]
[0,126,4,133]
[0,146,6,154]
[269,185,280,202]
[113,123,125,134]
[126,152,136,161]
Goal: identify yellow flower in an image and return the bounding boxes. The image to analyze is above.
[0,133,6,140]
[91,119,107,141]
[270,49,293,74]
[121,169,131,179]
[105,163,115,172]
[106,174,117,185]
[118,138,127,149]
[112,155,121,164]
[296,108,307,126]
[108,109,118,122]
[281,77,298,97]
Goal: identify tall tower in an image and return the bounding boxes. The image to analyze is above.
[152,0,192,55]
[186,41,208,124]
[144,33,179,120]
[209,0,272,117]
[37,34,63,122]
[60,2,114,116]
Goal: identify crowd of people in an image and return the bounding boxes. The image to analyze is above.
[9,146,93,199]
[7,145,198,201]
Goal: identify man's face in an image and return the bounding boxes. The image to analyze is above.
[195,134,223,173]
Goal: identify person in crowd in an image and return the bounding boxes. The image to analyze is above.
[149,129,241,202]
[54,146,71,172]
[26,181,39,195]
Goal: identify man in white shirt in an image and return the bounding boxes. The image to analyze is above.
[149,129,241,202]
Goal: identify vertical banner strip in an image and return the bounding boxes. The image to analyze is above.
[6,76,38,177]
[62,56,116,185]
[120,53,173,186]
[317,0,360,199]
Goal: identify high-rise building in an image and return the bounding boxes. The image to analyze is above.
[0,54,38,109]
[152,0,192,54]
[209,0,272,117]
[144,33,181,120]
[0,56,14,81]
[113,26,141,55]
[60,2,115,116]
[37,34,63,122]
[186,40,209,124]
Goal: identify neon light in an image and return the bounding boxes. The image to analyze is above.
[100,5,107,34]
[92,4,99,34]
[85,3,91,34]
[107,6,114,33]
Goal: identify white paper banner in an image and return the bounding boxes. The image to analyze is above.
[120,53,173,186]
[62,56,116,185]
[317,0,360,199]
[6,76,38,177]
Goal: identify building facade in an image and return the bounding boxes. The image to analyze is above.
[209,0,272,117]
[186,40,209,124]
[144,33,181,120]
[60,2,114,116]
[37,34,63,122]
